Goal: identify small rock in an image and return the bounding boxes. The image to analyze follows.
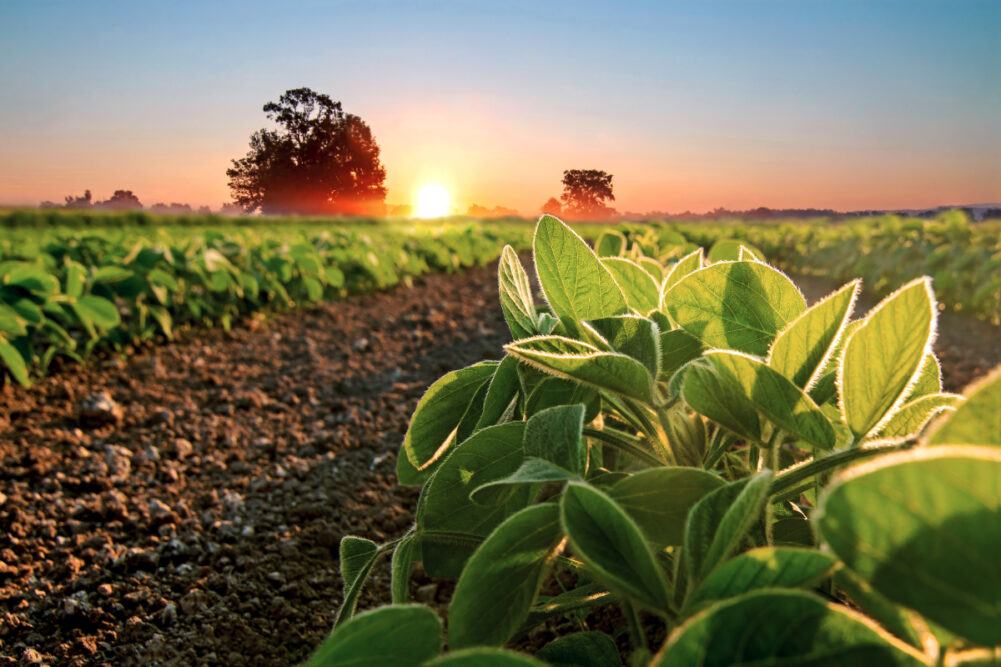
[158,602,178,626]
[149,499,174,522]
[169,438,193,459]
[22,648,43,664]
[97,583,113,596]
[79,391,124,427]
[150,408,173,425]
[352,337,369,352]
[415,583,438,603]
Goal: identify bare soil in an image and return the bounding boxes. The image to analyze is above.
[1,264,998,666]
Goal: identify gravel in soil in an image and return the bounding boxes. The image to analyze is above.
[1,264,998,666]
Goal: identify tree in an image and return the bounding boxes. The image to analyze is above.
[227,88,387,216]
[96,190,142,210]
[540,197,562,216]
[63,190,92,209]
[560,169,616,220]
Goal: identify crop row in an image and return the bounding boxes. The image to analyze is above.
[0,223,531,386]
[657,212,1001,324]
[314,215,1001,666]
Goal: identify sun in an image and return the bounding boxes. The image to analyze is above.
[416,184,450,218]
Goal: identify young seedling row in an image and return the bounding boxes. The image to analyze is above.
[311,215,1001,666]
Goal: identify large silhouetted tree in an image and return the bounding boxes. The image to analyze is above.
[560,169,616,220]
[227,88,387,215]
[540,197,562,216]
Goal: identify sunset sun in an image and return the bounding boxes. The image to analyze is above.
[416,184,450,218]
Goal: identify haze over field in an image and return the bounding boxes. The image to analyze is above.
[0,0,998,214]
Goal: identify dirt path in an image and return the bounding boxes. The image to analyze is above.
[1,265,998,666]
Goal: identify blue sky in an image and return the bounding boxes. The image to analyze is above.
[1,0,998,212]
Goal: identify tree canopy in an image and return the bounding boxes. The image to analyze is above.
[560,169,616,220]
[227,88,387,216]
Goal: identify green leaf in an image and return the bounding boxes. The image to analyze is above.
[560,482,671,610]
[499,245,538,340]
[926,365,1001,445]
[148,267,179,290]
[582,315,660,378]
[878,393,962,439]
[391,532,418,604]
[594,230,627,257]
[536,632,622,667]
[448,504,564,649]
[533,215,627,334]
[304,605,441,667]
[424,648,547,666]
[659,248,703,305]
[608,467,725,548]
[707,239,764,263]
[699,351,836,450]
[525,377,600,422]
[506,336,654,403]
[400,361,497,483]
[333,536,379,627]
[664,261,805,356]
[658,328,704,384]
[684,547,838,614]
[470,457,578,504]
[816,446,1001,646]
[92,265,132,284]
[904,354,942,402]
[418,422,531,577]
[602,257,660,314]
[64,261,86,299]
[75,295,121,330]
[6,297,43,326]
[838,278,936,441]
[638,257,664,283]
[0,304,27,337]
[768,279,858,389]
[654,590,927,667]
[683,471,774,587]
[475,355,522,430]
[524,404,586,474]
[681,359,761,442]
[0,339,30,387]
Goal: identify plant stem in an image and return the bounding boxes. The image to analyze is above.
[769,440,914,498]
[584,427,665,468]
[623,600,648,652]
[765,445,780,546]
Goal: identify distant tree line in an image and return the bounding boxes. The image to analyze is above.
[41,190,240,215]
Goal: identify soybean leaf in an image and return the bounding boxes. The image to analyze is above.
[333,536,379,627]
[602,257,660,314]
[707,239,765,263]
[834,568,928,650]
[533,215,627,334]
[658,328,704,384]
[0,339,30,387]
[654,590,927,667]
[425,648,547,666]
[506,336,654,403]
[0,304,27,337]
[470,457,578,505]
[475,356,522,430]
[499,245,538,340]
[65,261,86,299]
[536,631,622,667]
[701,351,836,450]
[524,404,587,474]
[400,360,497,484]
[583,315,661,378]
[391,532,418,604]
[904,354,942,402]
[525,377,600,422]
[681,359,762,442]
[683,471,774,587]
[878,393,962,439]
[926,365,1001,446]
[768,279,858,389]
[448,504,564,649]
[608,467,725,548]
[638,257,664,283]
[838,278,936,441]
[75,295,121,330]
[659,248,703,306]
[594,230,627,257]
[304,605,441,667]
[816,446,1001,646]
[684,547,838,614]
[418,422,531,577]
[560,482,671,610]
[664,261,806,356]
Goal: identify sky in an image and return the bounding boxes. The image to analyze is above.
[0,0,999,214]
